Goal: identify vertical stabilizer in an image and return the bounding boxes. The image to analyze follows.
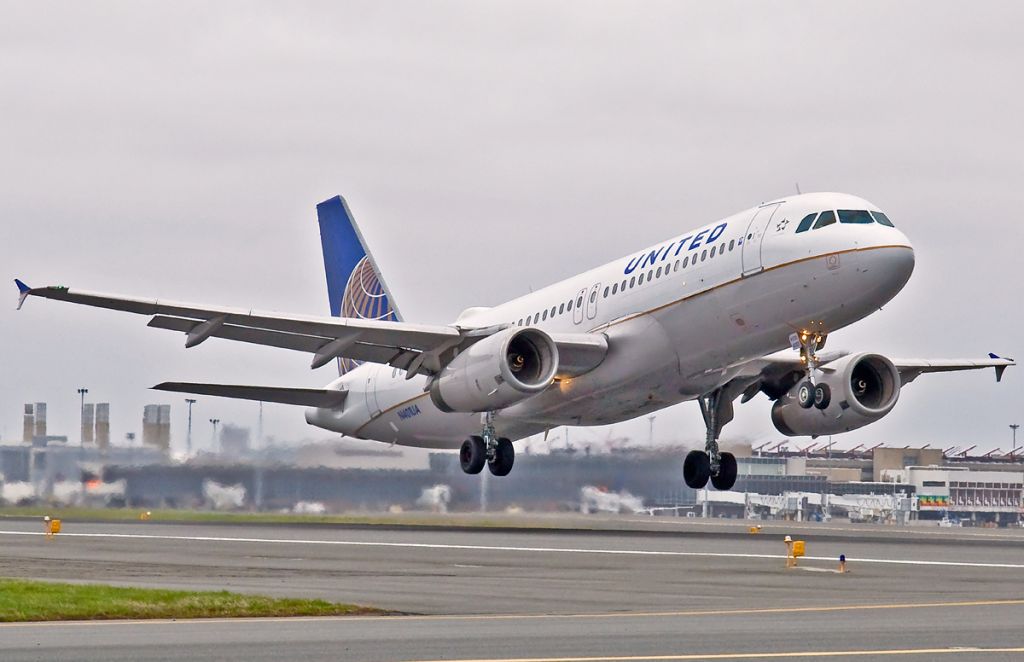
[316,195,403,375]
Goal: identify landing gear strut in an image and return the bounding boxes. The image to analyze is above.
[459,412,514,477]
[794,329,831,410]
[684,388,737,491]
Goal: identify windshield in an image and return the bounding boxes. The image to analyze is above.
[838,210,875,224]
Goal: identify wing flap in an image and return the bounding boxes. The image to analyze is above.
[153,382,348,408]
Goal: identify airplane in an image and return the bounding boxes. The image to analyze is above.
[15,191,1014,490]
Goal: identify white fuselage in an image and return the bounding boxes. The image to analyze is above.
[306,192,915,448]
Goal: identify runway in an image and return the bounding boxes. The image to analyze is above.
[1,516,1022,660]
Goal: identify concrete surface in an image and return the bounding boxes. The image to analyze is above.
[0,515,1021,660]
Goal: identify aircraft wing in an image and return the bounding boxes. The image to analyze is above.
[736,350,1014,401]
[15,280,610,378]
[15,280,461,374]
[888,355,1015,384]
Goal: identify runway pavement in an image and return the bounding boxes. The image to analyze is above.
[1,516,1022,660]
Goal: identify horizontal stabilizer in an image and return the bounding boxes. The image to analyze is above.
[153,382,348,408]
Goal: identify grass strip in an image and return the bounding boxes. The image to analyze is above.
[0,505,555,528]
[0,578,381,622]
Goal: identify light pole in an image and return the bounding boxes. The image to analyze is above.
[209,418,220,453]
[1012,424,1020,458]
[255,402,264,511]
[77,388,88,447]
[647,415,656,445]
[185,399,196,456]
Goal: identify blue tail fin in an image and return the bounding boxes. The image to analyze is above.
[316,195,403,375]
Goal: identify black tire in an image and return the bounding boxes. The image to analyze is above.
[683,450,711,489]
[711,452,738,491]
[813,383,832,410]
[797,381,815,409]
[460,436,486,474]
[488,437,515,476]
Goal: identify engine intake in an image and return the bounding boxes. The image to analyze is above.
[430,327,558,413]
[772,353,901,437]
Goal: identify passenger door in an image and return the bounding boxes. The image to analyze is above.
[741,203,782,276]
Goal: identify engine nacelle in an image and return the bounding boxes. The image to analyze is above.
[771,353,902,437]
[429,327,558,413]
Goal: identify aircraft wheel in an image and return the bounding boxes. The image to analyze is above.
[813,383,832,410]
[711,452,738,491]
[797,381,815,409]
[488,437,515,476]
[683,450,711,489]
[460,436,486,474]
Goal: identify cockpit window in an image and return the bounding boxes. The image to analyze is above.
[795,213,818,233]
[838,209,875,225]
[870,211,895,227]
[813,210,836,229]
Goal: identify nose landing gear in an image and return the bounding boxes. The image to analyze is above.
[459,412,515,476]
[793,328,831,410]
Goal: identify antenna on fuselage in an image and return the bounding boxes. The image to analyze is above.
[795,182,802,195]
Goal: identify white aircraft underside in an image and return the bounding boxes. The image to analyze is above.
[16,191,1013,488]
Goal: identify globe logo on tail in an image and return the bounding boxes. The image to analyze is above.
[338,256,396,374]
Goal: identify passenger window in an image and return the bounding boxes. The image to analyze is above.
[729,239,735,251]
[871,211,896,227]
[567,300,573,311]
[710,246,717,258]
[656,267,662,278]
[683,256,689,268]
[603,286,609,298]
[621,279,626,291]
[542,310,548,321]
[551,306,556,316]
[559,303,565,314]
[629,276,636,288]
[813,211,836,229]
[647,270,653,282]
[674,260,680,271]
[838,209,875,224]
[795,213,817,233]
[701,249,707,261]
[639,273,645,284]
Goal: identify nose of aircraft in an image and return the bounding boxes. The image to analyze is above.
[883,229,916,292]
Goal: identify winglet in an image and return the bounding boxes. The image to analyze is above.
[14,279,31,310]
[989,353,1014,383]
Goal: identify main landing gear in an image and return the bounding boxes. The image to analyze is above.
[793,329,831,411]
[684,389,738,491]
[460,413,514,477]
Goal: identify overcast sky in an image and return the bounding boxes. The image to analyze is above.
[2,1,1021,456]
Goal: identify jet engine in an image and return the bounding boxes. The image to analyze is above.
[771,353,902,437]
[429,327,558,413]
